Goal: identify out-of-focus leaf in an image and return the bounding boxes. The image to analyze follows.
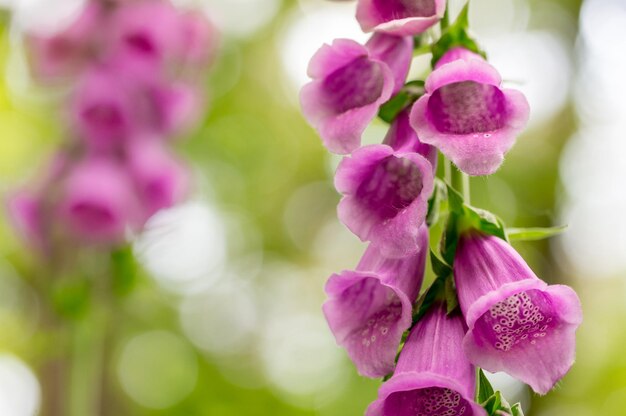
[507,225,568,241]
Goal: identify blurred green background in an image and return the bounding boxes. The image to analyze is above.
[0,0,625,414]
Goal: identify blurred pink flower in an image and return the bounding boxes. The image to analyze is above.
[356,0,446,36]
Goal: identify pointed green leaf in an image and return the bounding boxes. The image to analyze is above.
[430,249,451,277]
[477,369,495,404]
[427,179,447,226]
[507,225,568,241]
[431,3,487,67]
[412,275,446,325]
[510,403,525,416]
[444,276,459,315]
[378,80,425,123]
[446,184,465,214]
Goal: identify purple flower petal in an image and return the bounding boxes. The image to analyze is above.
[127,139,190,223]
[357,0,446,36]
[384,110,438,171]
[323,232,428,378]
[366,33,414,93]
[454,232,583,394]
[335,145,433,257]
[300,39,395,154]
[410,48,529,175]
[366,303,487,416]
[58,158,138,243]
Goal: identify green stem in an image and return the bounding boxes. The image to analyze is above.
[68,288,107,416]
[449,161,471,204]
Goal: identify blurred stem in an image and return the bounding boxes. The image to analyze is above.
[449,160,471,204]
[68,290,107,416]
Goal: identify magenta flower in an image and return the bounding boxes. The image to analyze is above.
[410,47,530,176]
[365,33,414,94]
[335,145,433,257]
[148,81,200,136]
[71,67,136,150]
[107,0,183,73]
[58,159,138,243]
[126,140,190,222]
[178,11,220,66]
[366,303,487,416]
[27,2,103,82]
[454,231,583,394]
[323,227,428,378]
[356,0,446,36]
[384,110,437,171]
[300,39,395,154]
[6,190,45,249]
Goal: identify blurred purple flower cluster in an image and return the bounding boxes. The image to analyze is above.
[302,1,582,415]
[8,0,218,249]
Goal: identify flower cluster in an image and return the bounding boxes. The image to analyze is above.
[8,0,217,250]
[302,1,582,415]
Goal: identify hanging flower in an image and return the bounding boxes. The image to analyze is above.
[356,0,446,36]
[410,47,529,176]
[323,227,428,378]
[454,231,583,394]
[300,39,395,154]
[335,144,433,257]
[366,302,486,416]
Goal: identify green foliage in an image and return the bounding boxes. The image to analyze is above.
[52,278,91,320]
[110,245,138,297]
[431,3,487,67]
[507,225,568,241]
[476,369,525,416]
[378,81,424,123]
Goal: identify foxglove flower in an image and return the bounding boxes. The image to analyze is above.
[335,144,433,257]
[126,140,190,222]
[384,110,437,171]
[178,11,220,66]
[71,67,137,150]
[323,226,428,378]
[366,302,486,416]
[6,190,45,249]
[356,0,446,36]
[410,47,530,176]
[454,231,583,394]
[300,39,395,154]
[365,33,414,94]
[107,0,183,73]
[58,159,138,243]
[27,2,103,81]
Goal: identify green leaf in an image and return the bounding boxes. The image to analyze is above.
[430,249,451,277]
[477,369,495,404]
[110,245,138,296]
[426,179,447,226]
[469,207,508,241]
[507,225,568,241]
[446,184,464,215]
[440,211,460,265]
[510,403,525,416]
[444,276,459,315]
[412,274,446,325]
[378,80,425,123]
[431,3,487,67]
[52,278,91,320]
[482,391,502,415]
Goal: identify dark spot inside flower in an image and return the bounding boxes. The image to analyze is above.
[427,81,507,134]
[356,156,424,220]
[384,387,473,416]
[83,104,124,133]
[322,55,384,114]
[125,33,158,57]
[373,0,437,20]
[70,202,115,230]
